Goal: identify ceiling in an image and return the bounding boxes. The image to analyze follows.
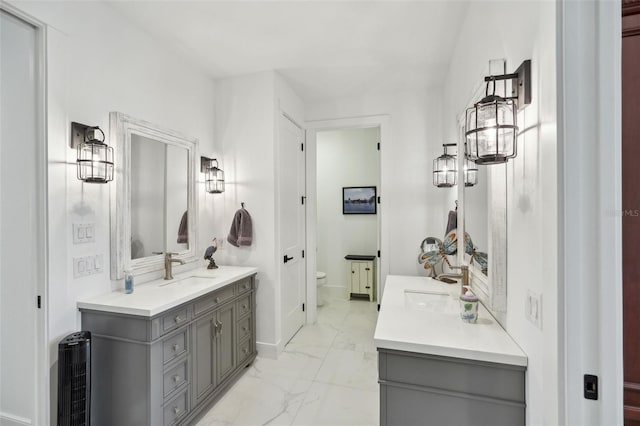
[109,1,470,102]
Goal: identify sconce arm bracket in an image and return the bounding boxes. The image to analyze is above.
[482,59,531,110]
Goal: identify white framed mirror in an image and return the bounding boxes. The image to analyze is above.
[109,112,198,280]
[457,59,508,315]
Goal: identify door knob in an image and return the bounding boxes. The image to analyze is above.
[283,255,294,263]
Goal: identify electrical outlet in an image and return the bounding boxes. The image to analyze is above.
[526,290,542,329]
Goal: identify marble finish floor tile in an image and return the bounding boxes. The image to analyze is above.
[196,297,379,426]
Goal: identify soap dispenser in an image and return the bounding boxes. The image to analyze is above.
[459,286,478,323]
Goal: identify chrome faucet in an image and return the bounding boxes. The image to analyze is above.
[163,252,185,280]
[436,265,470,295]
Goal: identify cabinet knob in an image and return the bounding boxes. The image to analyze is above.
[243,348,248,354]
[172,344,179,352]
[173,375,180,383]
[242,326,248,332]
[214,297,220,303]
[351,271,355,274]
[173,407,180,415]
[365,286,371,289]
[174,316,182,323]
[242,304,248,310]
[365,268,371,271]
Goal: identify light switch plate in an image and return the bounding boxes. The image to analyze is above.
[73,223,95,244]
[526,290,542,329]
[73,254,103,278]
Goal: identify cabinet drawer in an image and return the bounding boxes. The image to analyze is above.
[236,278,252,294]
[194,285,235,317]
[237,316,252,341]
[236,294,251,318]
[162,329,188,364]
[163,359,188,398]
[238,338,253,365]
[161,307,189,335]
[163,389,188,426]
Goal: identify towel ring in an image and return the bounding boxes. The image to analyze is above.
[241,202,245,209]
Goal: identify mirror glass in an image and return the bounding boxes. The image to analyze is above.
[130,134,189,259]
[464,162,488,276]
[110,112,198,280]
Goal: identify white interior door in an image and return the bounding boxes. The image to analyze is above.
[279,114,305,345]
[0,9,42,426]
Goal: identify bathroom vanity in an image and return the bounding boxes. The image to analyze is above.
[77,266,257,426]
[374,275,527,426]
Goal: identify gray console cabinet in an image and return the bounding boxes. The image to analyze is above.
[378,348,526,426]
[80,274,257,426]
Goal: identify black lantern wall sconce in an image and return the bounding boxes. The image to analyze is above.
[70,122,114,183]
[433,143,457,188]
[201,156,225,194]
[465,60,532,165]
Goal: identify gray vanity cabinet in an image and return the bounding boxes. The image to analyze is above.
[378,348,526,426]
[80,274,257,426]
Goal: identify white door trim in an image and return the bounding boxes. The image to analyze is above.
[558,0,622,424]
[0,3,50,425]
[305,115,390,321]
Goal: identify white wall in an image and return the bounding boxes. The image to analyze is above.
[316,128,379,290]
[214,70,304,357]
[7,2,217,421]
[441,2,558,425]
[214,71,278,356]
[306,88,453,279]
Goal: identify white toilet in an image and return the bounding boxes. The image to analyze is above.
[316,271,327,307]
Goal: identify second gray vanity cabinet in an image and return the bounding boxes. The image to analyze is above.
[378,348,526,426]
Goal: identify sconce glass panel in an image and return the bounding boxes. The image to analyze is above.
[205,161,225,194]
[76,129,114,183]
[465,96,518,165]
[464,158,478,187]
[433,145,457,188]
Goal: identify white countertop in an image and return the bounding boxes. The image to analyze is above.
[77,265,258,317]
[374,275,527,367]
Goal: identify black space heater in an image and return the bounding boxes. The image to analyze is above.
[57,331,91,426]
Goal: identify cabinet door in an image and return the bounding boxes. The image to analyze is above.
[359,262,372,293]
[216,303,236,383]
[350,262,361,293]
[192,312,216,406]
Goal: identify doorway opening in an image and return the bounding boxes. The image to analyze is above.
[305,115,389,324]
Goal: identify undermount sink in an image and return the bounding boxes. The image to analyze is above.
[404,289,454,312]
[157,276,214,287]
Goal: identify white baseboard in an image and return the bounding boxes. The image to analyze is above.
[0,411,32,426]
[256,341,278,359]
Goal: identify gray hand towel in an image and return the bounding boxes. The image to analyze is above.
[227,208,253,247]
[445,210,457,235]
[177,211,188,244]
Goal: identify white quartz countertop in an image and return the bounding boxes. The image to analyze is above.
[77,265,258,317]
[374,275,527,367]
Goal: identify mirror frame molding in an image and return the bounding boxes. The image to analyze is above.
[457,58,509,315]
[109,112,199,280]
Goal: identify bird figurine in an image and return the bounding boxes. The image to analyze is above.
[204,238,219,269]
